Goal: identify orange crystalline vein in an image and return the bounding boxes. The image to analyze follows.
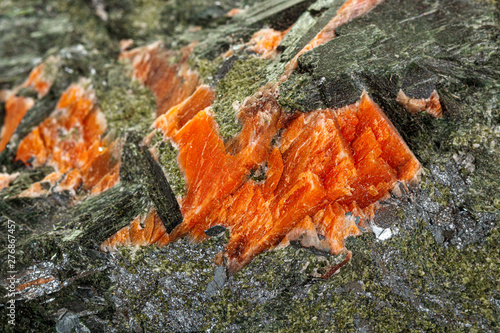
[396,89,443,118]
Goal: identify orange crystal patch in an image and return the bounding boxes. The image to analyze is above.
[223,27,291,60]
[100,208,168,252]
[249,28,290,59]
[200,94,419,272]
[153,84,215,138]
[396,90,443,118]
[15,83,119,196]
[0,172,19,191]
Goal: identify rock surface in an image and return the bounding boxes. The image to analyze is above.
[0,0,498,332]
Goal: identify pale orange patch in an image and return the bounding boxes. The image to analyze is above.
[18,172,62,197]
[249,28,288,59]
[0,173,19,191]
[55,169,83,193]
[226,8,243,17]
[396,90,443,118]
[100,209,168,252]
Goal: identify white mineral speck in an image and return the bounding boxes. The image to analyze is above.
[372,224,395,241]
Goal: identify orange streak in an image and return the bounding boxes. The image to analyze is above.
[16,276,55,292]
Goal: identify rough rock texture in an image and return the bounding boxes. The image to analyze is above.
[0,0,499,332]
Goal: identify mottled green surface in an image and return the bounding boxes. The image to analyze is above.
[95,61,157,137]
[212,57,271,139]
[0,0,499,332]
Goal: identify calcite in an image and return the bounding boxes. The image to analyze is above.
[160,91,419,273]
[0,96,34,152]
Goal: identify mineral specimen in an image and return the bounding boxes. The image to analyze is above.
[1,0,498,330]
